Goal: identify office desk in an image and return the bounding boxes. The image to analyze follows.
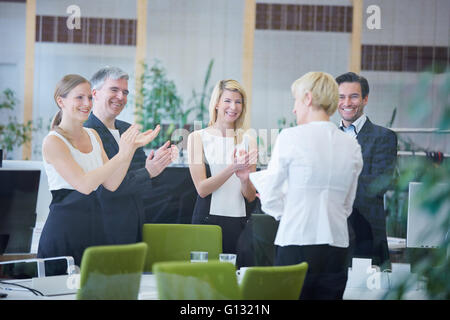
[343,287,428,300]
[0,274,158,300]
[2,266,428,300]
[343,260,428,300]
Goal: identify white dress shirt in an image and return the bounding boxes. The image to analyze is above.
[109,128,121,145]
[249,121,363,248]
[339,114,367,138]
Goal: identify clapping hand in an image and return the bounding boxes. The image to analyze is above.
[118,124,141,155]
[233,149,258,181]
[135,124,161,148]
[145,140,178,178]
[170,144,179,162]
[119,124,161,160]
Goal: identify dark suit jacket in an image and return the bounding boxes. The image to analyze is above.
[84,113,156,244]
[349,117,397,266]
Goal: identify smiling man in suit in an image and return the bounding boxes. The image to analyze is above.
[336,72,397,269]
[84,66,176,245]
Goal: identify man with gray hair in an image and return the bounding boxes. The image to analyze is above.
[84,66,175,245]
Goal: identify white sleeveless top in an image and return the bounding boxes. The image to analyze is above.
[43,128,104,191]
[199,129,248,218]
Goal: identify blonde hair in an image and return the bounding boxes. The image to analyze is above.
[291,72,338,116]
[208,79,247,143]
[51,74,90,130]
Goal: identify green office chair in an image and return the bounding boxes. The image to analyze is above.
[153,260,241,300]
[239,262,308,300]
[76,242,148,300]
[142,224,222,272]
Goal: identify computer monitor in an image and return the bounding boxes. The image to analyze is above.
[0,169,40,254]
[406,182,448,248]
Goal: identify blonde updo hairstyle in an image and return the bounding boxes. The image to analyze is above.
[291,71,339,116]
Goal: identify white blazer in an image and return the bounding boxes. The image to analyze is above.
[250,121,363,248]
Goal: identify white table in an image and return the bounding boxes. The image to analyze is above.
[343,259,429,300]
[1,263,429,300]
[0,274,158,300]
[343,287,428,300]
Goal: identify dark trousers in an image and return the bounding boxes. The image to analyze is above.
[275,244,349,300]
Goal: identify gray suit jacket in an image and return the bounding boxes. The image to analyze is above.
[349,117,397,266]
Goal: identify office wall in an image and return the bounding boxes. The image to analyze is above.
[32,0,137,159]
[360,0,450,153]
[146,0,244,104]
[0,0,137,160]
[0,2,26,160]
[251,0,449,153]
[0,0,448,160]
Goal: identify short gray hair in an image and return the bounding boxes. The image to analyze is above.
[90,66,129,90]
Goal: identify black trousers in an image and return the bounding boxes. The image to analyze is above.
[274,244,349,300]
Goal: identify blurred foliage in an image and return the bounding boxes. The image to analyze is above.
[186,59,214,128]
[385,71,450,299]
[277,116,296,130]
[136,60,184,149]
[0,89,42,159]
[136,59,215,149]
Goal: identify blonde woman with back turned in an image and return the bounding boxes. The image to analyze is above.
[250,72,363,299]
[37,74,159,267]
[187,79,258,267]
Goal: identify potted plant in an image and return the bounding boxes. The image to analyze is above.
[135,60,184,150]
[185,59,215,129]
[0,89,35,160]
[136,59,216,154]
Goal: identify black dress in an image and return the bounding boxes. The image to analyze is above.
[37,189,108,267]
[37,128,110,267]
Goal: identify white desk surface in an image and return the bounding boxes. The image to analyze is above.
[1,271,429,300]
[343,287,428,300]
[1,274,158,300]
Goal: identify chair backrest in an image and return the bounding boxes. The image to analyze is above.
[240,262,308,300]
[76,242,148,300]
[153,260,241,300]
[250,213,279,266]
[142,224,222,272]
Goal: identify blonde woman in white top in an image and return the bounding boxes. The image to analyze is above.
[250,72,363,299]
[187,79,258,267]
[37,74,159,266]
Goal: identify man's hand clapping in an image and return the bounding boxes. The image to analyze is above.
[145,140,179,178]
